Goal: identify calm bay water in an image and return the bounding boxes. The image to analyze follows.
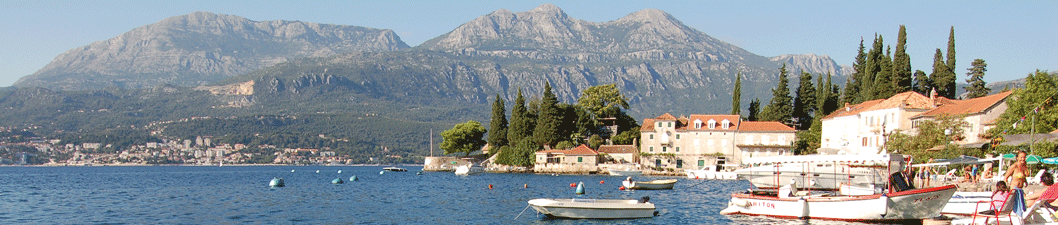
[1,166,881,224]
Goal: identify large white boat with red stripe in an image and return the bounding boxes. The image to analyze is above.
[720,154,957,222]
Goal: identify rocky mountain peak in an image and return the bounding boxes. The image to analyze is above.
[615,9,675,24]
[528,3,565,17]
[770,54,853,77]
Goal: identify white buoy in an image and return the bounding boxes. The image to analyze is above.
[380,171,385,175]
[338,170,342,174]
[291,170,295,172]
[316,170,320,173]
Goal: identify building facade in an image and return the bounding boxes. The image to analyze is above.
[639,113,795,170]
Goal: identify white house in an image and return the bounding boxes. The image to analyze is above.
[640,113,795,169]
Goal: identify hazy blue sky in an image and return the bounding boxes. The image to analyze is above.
[1,1,1054,87]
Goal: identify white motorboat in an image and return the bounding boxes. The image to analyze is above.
[721,184,958,222]
[527,197,656,219]
[686,165,738,180]
[734,154,904,189]
[383,166,407,172]
[454,164,483,175]
[622,178,677,190]
[607,168,643,176]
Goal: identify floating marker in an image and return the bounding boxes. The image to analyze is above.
[379,171,385,175]
[349,175,358,181]
[488,184,493,189]
[269,177,285,187]
[619,186,626,190]
[575,182,585,195]
[316,170,320,173]
[338,170,342,174]
[524,184,529,188]
[332,178,343,184]
[570,183,576,188]
[291,170,295,173]
[600,180,605,184]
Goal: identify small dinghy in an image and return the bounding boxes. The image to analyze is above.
[527,197,656,219]
[269,177,285,187]
[622,177,677,190]
[383,167,407,172]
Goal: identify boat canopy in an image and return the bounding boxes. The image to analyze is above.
[741,154,905,165]
[911,157,1001,167]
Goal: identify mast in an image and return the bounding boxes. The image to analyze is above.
[430,129,434,157]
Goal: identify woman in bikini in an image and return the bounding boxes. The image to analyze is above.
[1004,151,1030,189]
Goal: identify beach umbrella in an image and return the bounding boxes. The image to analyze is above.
[1003,153,1016,159]
[1042,157,1058,165]
[1027,155,1043,164]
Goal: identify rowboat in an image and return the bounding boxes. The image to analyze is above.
[527,197,656,219]
[622,177,677,190]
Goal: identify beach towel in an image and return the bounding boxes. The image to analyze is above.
[1013,188,1027,217]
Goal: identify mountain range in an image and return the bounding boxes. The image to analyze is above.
[3,4,868,155]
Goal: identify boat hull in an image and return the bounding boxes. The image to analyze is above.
[607,169,643,176]
[454,165,482,175]
[940,191,993,216]
[721,185,957,222]
[736,167,886,189]
[527,199,655,219]
[623,179,677,190]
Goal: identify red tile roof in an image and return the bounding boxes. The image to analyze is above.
[823,91,944,120]
[913,91,1013,118]
[656,113,677,120]
[537,144,598,156]
[597,145,637,154]
[738,121,796,132]
[640,118,655,131]
[684,114,741,131]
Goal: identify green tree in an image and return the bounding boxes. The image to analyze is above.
[588,134,604,150]
[886,115,970,158]
[988,70,1058,138]
[930,49,954,98]
[507,89,533,145]
[794,118,823,155]
[577,84,630,119]
[892,25,913,93]
[964,59,990,99]
[612,128,640,146]
[821,72,842,116]
[863,34,885,100]
[440,120,487,157]
[487,94,509,152]
[793,71,816,130]
[732,72,742,115]
[534,82,563,147]
[760,64,794,127]
[846,38,867,104]
[946,26,957,80]
[913,70,931,96]
[496,139,540,167]
[747,98,762,121]
[873,46,895,98]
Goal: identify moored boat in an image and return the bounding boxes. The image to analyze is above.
[721,184,957,222]
[454,164,483,175]
[607,168,643,176]
[383,166,407,172]
[734,154,902,189]
[527,197,656,219]
[686,165,738,180]
[623,177,677,190]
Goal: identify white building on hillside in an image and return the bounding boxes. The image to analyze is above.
[640,113,795,170]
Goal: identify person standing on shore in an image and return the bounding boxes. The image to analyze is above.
[1002,150,1031,216]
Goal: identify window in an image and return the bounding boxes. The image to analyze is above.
[708,119,716,129]
[862,137,868,146]
[650,146,654,152]
[669,122,673,128]
[650,134,654,139]
[676,160,683,168]
[694,119,702,129]
[578,157,583,163]
[662,147,667,152]
[676,134,680,139]
[721,119,730,129]
[698,160,705,167]
[675,147,680,152]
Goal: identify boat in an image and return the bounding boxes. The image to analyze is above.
[720,154,959,222]
[607,168,643,176]
[911,156,1005,216]
[685,165,737,180]
[269,177,284,187]
[734,154,905,189]
[454,164,483,175]
[383,166,407,172]
[622,177,677,190]
[527,197,657,219]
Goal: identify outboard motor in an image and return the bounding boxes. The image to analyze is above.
[639,196,651,203]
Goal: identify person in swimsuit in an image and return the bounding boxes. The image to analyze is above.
[1004,151,1030,189]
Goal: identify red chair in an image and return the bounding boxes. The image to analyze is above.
[972,192,1016,224]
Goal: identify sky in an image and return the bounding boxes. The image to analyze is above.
[1,1,1054,87]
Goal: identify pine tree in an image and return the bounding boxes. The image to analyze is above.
[913,70,931,96]
[760,64,794,127]
[930,49,954,98]
[534,82,563,147]
[863,35,885,100]
[732,72,742,115]
[793,71,817,130]
[819,72,840,116]
[747,98,762,121]
[892,25,913,92]
[845,38,867,104]
[964,59,990,98]
[487,94,509,151]
[507,89,532,145]
[874,46,895,98]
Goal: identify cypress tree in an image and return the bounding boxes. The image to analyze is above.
[732,72,742,115]
[760,64,794,127]
[892,25,913,92]
[793,71,816,130]
[487,94,509,150]
[964,59,990,98]
[507,89,532,145]
[913,70,931,96]
[872,46,895,98]
[946,26,957,78]
[747,98,761,121]
[862,35,885,101]
[534,82,563,147]
[819,72,840,116]
[930,49,953,98]
[845,38,867,104]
